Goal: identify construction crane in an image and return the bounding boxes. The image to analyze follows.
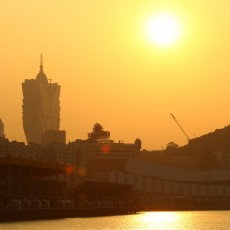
[170,113,190,142]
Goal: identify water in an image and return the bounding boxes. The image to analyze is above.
[0,211,230,230]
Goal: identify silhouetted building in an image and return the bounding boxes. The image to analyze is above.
[22,55,61,144]
[0,119,5,138]
[41,130,66,145]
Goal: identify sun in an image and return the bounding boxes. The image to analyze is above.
[145,12,181,47]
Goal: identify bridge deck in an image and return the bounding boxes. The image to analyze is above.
[0,155,66,175]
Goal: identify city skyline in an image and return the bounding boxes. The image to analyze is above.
[1,1,230,149]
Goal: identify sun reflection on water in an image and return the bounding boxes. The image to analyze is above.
[1,211,230,230]
[139,211,180,229]
[142,212,178,222]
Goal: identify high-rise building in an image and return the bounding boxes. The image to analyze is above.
[22,55,61,144]
[41,130,66,145]
[0,119,5,138]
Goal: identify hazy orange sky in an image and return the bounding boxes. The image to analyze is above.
[1,1,230,150]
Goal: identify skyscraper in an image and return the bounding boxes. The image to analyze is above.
[0,119,5,138]
[22,55,61,144]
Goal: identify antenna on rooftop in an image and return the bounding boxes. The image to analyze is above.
[40,54,43,66]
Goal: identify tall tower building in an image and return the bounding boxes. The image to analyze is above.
[22,55,61,144]
[0,119,5,138]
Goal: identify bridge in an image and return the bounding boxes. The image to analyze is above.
[0,154,68,197]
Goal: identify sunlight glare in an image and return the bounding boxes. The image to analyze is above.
[141,212,179,223]
[145,12,181,47]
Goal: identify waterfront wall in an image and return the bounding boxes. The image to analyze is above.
[109,170,230,198]
[108,158,230,204]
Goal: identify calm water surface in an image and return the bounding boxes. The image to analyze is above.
[0,211,230,230]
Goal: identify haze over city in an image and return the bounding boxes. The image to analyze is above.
[1,1,230,149]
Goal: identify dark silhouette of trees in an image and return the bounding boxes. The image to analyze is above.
[87,123,110,142]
